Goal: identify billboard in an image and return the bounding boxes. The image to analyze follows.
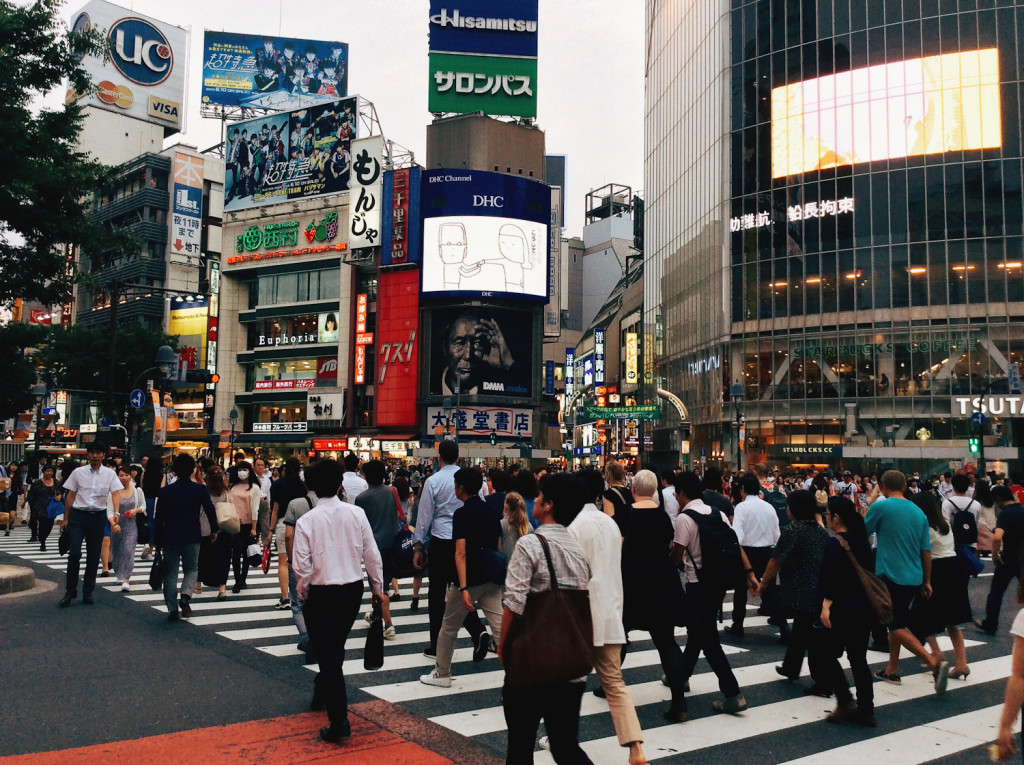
[348,136,384,249]
[376,269,420,428]
[223,96,358,212]
[171,152,203,264]
[381,167,422,266]
[420,169,550,302]
[169,299,209,389]
[428,52,537,118]
[201,32,348,110]
[69,0,187,131]
[428,1,538,58]
[425,405,533,438]
[429,307,534,398]
[771,48,1001,178]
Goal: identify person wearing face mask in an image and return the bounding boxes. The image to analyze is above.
[229,461,262,594]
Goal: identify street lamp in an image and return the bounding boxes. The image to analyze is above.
[442,396,454,442]
[730,381,744,473]
[228,408,239,460]
[128,345,179,462]
[32,381,47,453]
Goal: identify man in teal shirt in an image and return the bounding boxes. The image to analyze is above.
[865,470,950,695]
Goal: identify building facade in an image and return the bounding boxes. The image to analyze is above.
[646,0,1024,473]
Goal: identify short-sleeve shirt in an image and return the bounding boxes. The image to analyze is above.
[772,520,830,613]
[673,499,730,584]
[864,496,931,586]
[270,478,307,516]
[997,502,1024,564]
[1010,607,1024,639]
[354,484,401,554]
[284,492,317,527]
[64,464,122,510]
[451,496,502,587]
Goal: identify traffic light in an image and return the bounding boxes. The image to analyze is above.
[968,436,980,454]
[489,429,497,446]
[185,368,219,384]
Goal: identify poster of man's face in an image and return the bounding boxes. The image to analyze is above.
[429,308,533,398]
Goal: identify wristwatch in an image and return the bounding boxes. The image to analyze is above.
[459,586,468,592]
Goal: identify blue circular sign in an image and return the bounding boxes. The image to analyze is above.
[970,411,986,427]
[107,17,173,86]
[130,390,146,409]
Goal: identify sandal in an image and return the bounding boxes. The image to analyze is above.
[193,585,202,595]
[873,669,901,685]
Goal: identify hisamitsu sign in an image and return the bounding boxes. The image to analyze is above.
[582,405,659,421]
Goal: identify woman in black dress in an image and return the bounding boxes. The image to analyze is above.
[620,469,689,722]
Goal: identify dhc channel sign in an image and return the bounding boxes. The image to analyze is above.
[108,17,173,86]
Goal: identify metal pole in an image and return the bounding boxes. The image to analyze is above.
[34,399,42,454]
[455,378,461,445]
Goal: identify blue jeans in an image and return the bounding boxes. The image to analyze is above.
[65,510,106,597]
[162,543,200,614]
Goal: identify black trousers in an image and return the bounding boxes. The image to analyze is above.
[820,613,873,712]
[503,680,593,764]
[733,546,778,627]
[65,510,106,597]
[981,559,1020,633]
[30,513,54,545]
[231,523,254,586]
[427,537,483,650]
[304,581,363,731]
[781,611,828,684]
[681,582,741,697]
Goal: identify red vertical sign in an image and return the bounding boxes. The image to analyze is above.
[390,169,409,264]
[375,269,419,428]
[354,293,369,384]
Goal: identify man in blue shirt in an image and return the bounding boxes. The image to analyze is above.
[412,440,487,659]
[865,470,950,694]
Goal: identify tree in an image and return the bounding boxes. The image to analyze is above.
[0,0,135,307]
[0,323,47,421]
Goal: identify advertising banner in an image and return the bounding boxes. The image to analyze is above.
[565,348,575,400]
[426,406,532,437]
[354,293,369,385]
[223,96,358,212]
[348,136,384,249]
[168,298,209,388]
[625,332,638,384]
[594,328,606,385]
[376,269,420,428]
[582,404,660,421]
[307,392,343,420]
[382,167,422,266]
[316,356,338,386]
[545,186,561,336]
[201,32,347,109]
[69,1,187,131]
[428,0,538,58]
[429,307,533,398]
[545,359,555,395]
[171,152,203,264]
[420,169,550,302]
[428,52,537,118]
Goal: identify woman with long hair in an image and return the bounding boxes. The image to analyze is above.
[108,464,146,592]
[199,465,232,600]
[268,457,306,609]
[501,491,531,561]
[228,460,261,593]
[817,496,876,726]
[910,492,971,680]
[602,460,631,535]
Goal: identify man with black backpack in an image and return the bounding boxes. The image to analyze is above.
[941,473,979,550]
[671,472,747,715]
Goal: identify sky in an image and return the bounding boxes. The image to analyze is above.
[54,0,645,236]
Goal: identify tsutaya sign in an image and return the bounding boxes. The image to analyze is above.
[953,395,1024,417]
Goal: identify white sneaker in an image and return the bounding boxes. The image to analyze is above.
[383,625,396,640]
[120,582,130,592]
[419,669,452,688]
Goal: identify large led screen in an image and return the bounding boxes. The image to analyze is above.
[429,307,533,398]
[420,169,550,303]
[771,48,1001,178]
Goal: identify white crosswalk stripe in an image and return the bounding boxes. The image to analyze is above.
[0,525,1009,763]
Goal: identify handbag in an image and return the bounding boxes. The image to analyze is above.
[46,497,65,520]
[838,538,893,625]
[502,534,594,688]
[363,601,385,670]
[261,543,272,574]
[136,512,151,545]
[245,541,263,567]
[58,528,70,556]
[149,550,166,590]
[954,543,984,578]
[215,501,240,535]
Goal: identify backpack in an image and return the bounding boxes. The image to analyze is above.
[682,508,744,592]
[763,489,790,528]
[950,498,978,546]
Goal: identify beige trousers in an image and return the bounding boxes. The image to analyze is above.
[592,642,644,747]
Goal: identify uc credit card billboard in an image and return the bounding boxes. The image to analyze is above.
[420,169,550,303]
[201,32,348,110]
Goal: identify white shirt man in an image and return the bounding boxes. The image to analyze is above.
[662,485,680,521]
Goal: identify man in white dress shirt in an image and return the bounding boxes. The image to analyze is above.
[293,458,386,744]
[660,469,680,520]
[341,452,368,503]
[570,469,645,765]
[726,474,781,638]
[58,442,124,608]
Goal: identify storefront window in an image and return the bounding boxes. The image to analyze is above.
[255,405,306,423]
[254,268,339,307]
[253,359,317,390]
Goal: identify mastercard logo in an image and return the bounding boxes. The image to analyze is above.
[96,80,134,109]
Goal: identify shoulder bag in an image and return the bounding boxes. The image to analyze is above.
[502,534,594,688]
[215,500,241,535]
[954,542,984,578]
[149,550,166,591]
[837,538,893,625]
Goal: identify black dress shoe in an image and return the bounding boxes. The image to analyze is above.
[58,593,74,608]
[82,595,94,605]
[319,720,351,743]
[179,596,192,618]
[168,611,180,622]
[724,624,745,637]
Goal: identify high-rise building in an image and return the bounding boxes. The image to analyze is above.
[645,0,1024,473]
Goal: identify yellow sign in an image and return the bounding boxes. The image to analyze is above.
[148,95,181,123]
[625,333,638,384]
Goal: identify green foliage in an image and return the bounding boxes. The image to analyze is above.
[0,323,47,421]
[0,0,135,307]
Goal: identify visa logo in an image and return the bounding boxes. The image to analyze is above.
[148,95,179,122]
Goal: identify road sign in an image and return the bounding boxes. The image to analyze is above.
[99,417,111,428]
[130,389,146,409]
[970,411,986,427]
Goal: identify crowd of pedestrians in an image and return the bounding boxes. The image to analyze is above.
[29,437,1024,762]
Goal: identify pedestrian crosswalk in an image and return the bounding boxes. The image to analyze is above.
[0,525,1012,763]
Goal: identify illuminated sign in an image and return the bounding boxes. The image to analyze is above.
[236,221,300,252]
[253,379,315,390]
[731,197,854,232]
[565,348,575,399]
[316,356,338,386]
[348,136,383,249]
[594,328,606,385]
[384,169,412,264]
[354,293,369,384]
[227,241,348,265]
[625,333,638,384]
[376,269,420,428]
[312,438,348,450]
[772,48,1001,178]
[953,395,1024,417]
[356,293,368,332]
[253,421,308,432]
[426,405,532,436]
[307,393,343,420]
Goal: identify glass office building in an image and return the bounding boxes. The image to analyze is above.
[645,0,1024,471]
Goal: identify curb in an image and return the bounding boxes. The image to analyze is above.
[0,564,35,595]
